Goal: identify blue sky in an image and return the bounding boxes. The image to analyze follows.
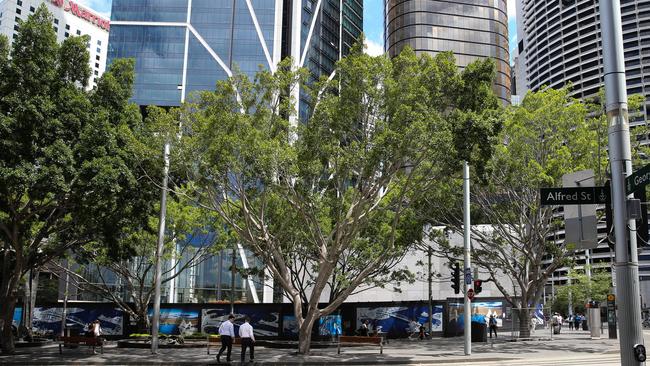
[88,0,518,63]
[78,0,111,17]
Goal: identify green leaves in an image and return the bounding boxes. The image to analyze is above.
[175,41,502,336]
[0,4,159,272]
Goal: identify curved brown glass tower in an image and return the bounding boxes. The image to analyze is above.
[385,0,511,104]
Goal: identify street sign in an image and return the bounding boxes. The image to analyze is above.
[562,170,598,250]
[607,294,617,339]
[464,268,472,285]
[626,163,650,194]
[467,288,475,301]
[540,187,609,205]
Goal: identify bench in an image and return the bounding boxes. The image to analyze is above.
[58,336,103,354]
[337,335,383,354]
[206,335,241,354]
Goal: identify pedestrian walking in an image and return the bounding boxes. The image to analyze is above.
[568,314,574,330]
[91,319,102,354]
[551,313,562,334]
[574,314,581,331]
[239,316,255,363]
[217,314,235,364]
[489,314,498,338]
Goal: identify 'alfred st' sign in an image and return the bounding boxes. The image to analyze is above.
[540,187,609,205]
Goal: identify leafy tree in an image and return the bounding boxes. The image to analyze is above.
[553,265,612,315]
[0,5,157,353]
[176,44,502,353]
[427,87,604,337]
[58,195,225,332]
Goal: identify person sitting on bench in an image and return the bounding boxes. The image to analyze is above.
[357,320,369,336]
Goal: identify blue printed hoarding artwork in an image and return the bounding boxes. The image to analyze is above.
[201,306,279,337]
[32,306,123,336]
[235,305,279,336]
[201,307,230,335]
[148,307,199,335]
[12,307,22,328]
[319,315,342,336]
[356,305,443,338]
[282,315,299,337]
[447,301,503,334]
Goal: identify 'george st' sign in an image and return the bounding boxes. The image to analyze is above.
[626,164,650,194]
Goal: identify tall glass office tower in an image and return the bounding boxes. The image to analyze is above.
[108,0,282,106]
[384,0,511,104]
[108,0,362,109]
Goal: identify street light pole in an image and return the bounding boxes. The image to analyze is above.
[151,141,170,354]
[463,161,472,356]
[600,0,645,364]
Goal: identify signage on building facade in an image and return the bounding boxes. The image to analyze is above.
[50,0,110,31]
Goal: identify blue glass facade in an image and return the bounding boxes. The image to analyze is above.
[109,25,185,106]
[108,0,362,109]
[108,0,279,106]
[294,0,363,120]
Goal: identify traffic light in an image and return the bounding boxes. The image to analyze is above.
[474,279,483,294]
[451,262,460,294]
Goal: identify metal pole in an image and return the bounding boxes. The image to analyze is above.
[151,141,171,354]
[428,247,433,334]
[586,249,592,301]
[463,161,472,356]
[567,273,573,315]
[60,259,70,337]
[600,0,645,364]
[230,244,236,315]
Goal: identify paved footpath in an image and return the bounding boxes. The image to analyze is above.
[0,328,640,365]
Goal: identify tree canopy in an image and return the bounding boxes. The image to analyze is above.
[0,5,158,353]
[173,43,503,353]
[426,87,616,337]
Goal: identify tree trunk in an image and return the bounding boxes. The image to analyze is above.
[1,250,21,355]
[133,302,151,334]
[134,315,150,334]
[518,307,531,338]
[20,269,38,341]
[0,291,17,354]
[297,315,317,354]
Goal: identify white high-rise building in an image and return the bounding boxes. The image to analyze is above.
[516,0,650,308]
[0,0,110,89]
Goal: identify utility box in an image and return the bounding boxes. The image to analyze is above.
[471,322,487,342]
[587,301,601,338]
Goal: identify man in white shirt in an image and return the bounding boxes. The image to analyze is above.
[217,314,235,364]
[239,316,255,363]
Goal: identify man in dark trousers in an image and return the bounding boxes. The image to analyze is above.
[239,316,255,363]
[217,314,235,364]
[489,315,498,338]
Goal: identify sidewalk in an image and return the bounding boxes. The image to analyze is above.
[0,329,628,365]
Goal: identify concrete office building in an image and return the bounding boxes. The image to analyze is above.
[515,0,650,123]
[0,0,110,89]
[385,0,511,104]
